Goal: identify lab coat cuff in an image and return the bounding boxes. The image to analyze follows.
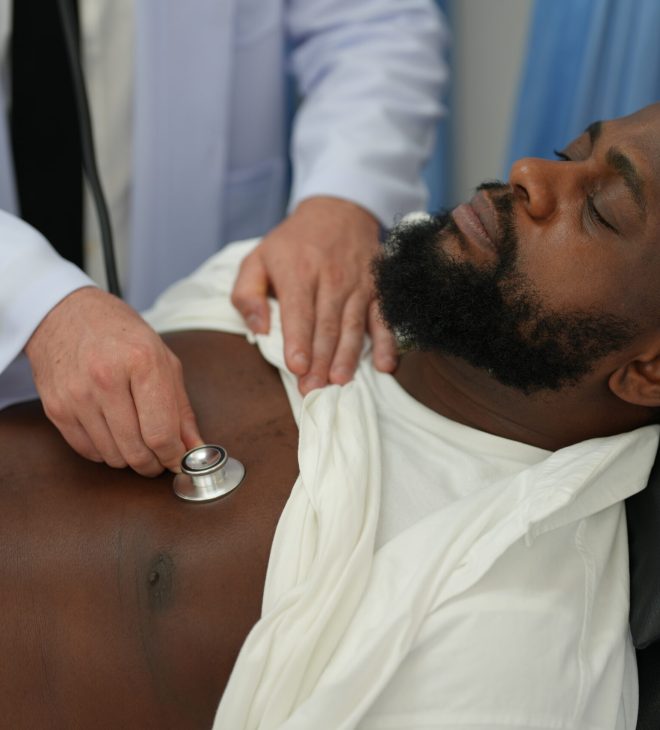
[1,255,96,373]
[289,168,428,230]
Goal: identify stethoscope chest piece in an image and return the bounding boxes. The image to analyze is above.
[173,444,245,503]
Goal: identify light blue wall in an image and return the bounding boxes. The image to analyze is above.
[507,0,660,169]
[426,0,660,212]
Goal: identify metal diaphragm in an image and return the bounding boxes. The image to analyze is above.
[173,444,245,502]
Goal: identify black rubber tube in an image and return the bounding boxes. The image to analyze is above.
[55,0,122,298]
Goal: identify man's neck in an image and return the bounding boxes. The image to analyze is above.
[394,350,647,451]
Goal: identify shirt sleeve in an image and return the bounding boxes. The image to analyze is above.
[286,0,449,226]
[0,209,96,398]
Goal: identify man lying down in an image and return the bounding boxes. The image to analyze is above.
[2,103,660,729]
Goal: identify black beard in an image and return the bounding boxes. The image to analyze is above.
[373,185,636,393]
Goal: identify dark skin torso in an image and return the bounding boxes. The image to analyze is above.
[0,331,299,729]
[4,329,654,730]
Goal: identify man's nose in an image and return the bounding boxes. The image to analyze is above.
[508,157,565,221]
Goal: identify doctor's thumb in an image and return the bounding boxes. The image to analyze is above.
[231,251,271,335]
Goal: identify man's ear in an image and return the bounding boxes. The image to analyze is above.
[609,352,660,407]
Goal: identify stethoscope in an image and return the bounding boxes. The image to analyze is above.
[56,0,121,297]
[57,1,245,502]
[174,445,245,503]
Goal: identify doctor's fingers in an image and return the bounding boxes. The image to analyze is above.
[100,391,165,477]
[327,291,372,386]
[297,283,360,395]
[75,406,131,471]
[231,251,272,335]
[129,351,202,473]
[51,415,104,464]
[367,299,398,373]
[278,276,317,379]
[39,388,110,465]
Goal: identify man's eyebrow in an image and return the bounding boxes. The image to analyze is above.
[606,147,647,220]
[583,120,646,221]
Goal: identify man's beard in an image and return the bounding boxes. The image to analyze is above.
[373,184,636,393]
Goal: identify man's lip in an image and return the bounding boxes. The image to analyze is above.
[469,191,500,247]
[451,193,499,256]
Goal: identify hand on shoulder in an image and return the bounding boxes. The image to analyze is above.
[231,196,398,395]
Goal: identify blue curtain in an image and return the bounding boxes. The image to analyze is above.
[506,0,660,168]
[423,0,452,212]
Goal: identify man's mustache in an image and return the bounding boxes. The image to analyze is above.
[472,181,517,265]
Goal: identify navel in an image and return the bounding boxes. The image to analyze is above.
[146,552,174,612]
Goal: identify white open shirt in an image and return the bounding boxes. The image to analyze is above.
[145,238,659,730]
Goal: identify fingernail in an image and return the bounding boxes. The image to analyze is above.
[291,351,310,371]
[246,313,262,332]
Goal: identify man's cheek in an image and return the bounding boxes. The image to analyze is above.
[513,244,601,312]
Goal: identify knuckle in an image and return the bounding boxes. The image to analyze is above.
[230,282,252,309]
[61,430,100,462]
[143,429,175,455]
[43,396,68,423]
[125,448,157,473]
[310,352,333,372]
[88,359,118,390]
[178,400,196,425]
[78,445,103,463]
[285,306,313,332]
[105,453,128,469]
[231,257,261,302]
[342,313,366,335]
[237,251,257,272]
[230,279,247,307]
[167,351,184,377]
[324,267,346,290]
[230,289,246,310]
[68,379,90,403]
[125,340,158,370]
[316,319,341,341]
[136,462,165,478]
[296,258,316,281]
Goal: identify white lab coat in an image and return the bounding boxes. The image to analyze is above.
[131,0,449,307]
[0,0,448,405]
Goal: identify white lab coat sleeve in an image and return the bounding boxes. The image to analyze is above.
[0,210,96,406]
[286,0,449,227]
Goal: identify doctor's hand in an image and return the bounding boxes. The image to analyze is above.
[231,196,398,395]
[24,287,203,476]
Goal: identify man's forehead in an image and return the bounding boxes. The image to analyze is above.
[607,103,660,143]
[626,101,660,123]
[577,103,659,139]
